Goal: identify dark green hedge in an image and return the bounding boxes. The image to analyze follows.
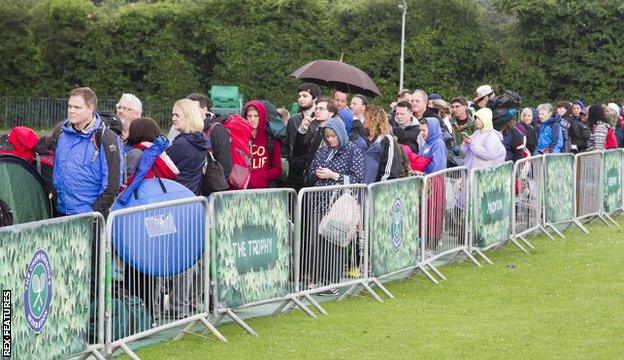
[1,0,623,109]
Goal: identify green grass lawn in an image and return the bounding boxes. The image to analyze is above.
[128,218,624,359]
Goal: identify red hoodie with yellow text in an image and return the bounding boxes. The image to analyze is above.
[243,101,282,189]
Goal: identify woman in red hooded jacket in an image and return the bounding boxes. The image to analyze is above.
[243,101,282,189]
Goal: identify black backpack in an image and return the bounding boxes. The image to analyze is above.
[489,90,521,130]
[260,100,286,143]
[98,110,123,137]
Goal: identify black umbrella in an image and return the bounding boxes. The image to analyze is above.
[290,59,382,98]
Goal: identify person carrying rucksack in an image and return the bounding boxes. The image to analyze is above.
[587,103,617,151]
[53,87,123,217]
[243,100,282,189]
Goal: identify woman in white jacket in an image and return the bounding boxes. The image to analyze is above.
[460,108,506,170]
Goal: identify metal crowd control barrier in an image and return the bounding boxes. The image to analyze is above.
[602,149,624,224]
[366,176,422,295]
[469,161,515,263]
[543,153,588,237]
[0,213,106,359]
[421,167,481,282]
[512,155,553,248]
[296,184,375,313]
[210,189,310,336]
[575,151,612,227]
[106,197,224,359]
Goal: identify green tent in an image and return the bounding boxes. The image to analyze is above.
[0,154,51,226]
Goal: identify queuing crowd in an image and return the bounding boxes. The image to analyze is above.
[2,84,623,316]
[1,84,620,220]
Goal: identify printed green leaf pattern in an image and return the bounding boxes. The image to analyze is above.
[213,191,291,308]
[474,162,512,248]
[370,178,421,277]
[603,150,622,214]
[544,155,575,224]
[0,216,93,359]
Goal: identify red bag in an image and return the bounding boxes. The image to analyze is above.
[223,114,253,189]
[605,126,618,149]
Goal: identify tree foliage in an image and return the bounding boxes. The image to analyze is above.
[0,0,622,110]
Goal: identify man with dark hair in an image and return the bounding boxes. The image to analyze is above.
[450,96,474,146]
[285,82,321,190]
[349,94,368,139]
[186,92,232,181]
[391,100,420,153]
[291,97,340,187]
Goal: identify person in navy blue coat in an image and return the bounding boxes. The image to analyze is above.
[165,99,208,196]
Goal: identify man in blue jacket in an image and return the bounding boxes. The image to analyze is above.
[53,87,123,217]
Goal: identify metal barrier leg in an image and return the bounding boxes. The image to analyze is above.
[414,265,439,284]
[425,263,447,280]
[303,293,328,315]
[119,342,140,360]
[597,214,613,227]
[539,225,555,240]
[510,237,530,254]
[461,248,482,267]
[516,235,535,250]
[573,219,590,234]
[546,224,566,238]
[473,248,494,265]
[369,278,395,299]
[603,213,620,227]
[198,317,228,342]
[288,297,318,318]
[220,309,259,337]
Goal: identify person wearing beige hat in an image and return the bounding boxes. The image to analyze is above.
[473,84,495,111]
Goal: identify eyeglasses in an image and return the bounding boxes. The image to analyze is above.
[315,107,327,111]
[116,105,135,112]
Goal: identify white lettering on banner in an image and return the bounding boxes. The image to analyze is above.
[235,241,247,258]
[247,238,273,257]
[487,199,503,215]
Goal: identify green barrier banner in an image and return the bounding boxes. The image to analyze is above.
[474,162,512,248]
[603,150,622,214]
[214,191,291,308]
[370,177,421,277]
[0,216,93,359]
[544,154,575,224]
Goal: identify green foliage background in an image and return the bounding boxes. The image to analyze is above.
[474,162,512,248]
[602,150,622,214]
[0,216,93,359]
[544,155,575,224]
[2,0,622,109]
[370,177,421,277]
[213,191,291,308]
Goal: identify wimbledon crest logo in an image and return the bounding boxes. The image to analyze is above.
[23,249,53,333]
[391,197,404,251]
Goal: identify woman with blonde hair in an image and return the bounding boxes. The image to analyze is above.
[362,105,404,183]
[165,99,208,196]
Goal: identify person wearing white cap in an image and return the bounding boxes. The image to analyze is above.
[473,85,494,111]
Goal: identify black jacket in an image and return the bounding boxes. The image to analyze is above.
[204,115,232,180]
[289,122,324,190]
[569,118,591,153]
[166,132,208,196]
[391,118,420,153]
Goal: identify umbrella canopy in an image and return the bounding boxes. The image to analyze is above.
[290,59,382,98]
